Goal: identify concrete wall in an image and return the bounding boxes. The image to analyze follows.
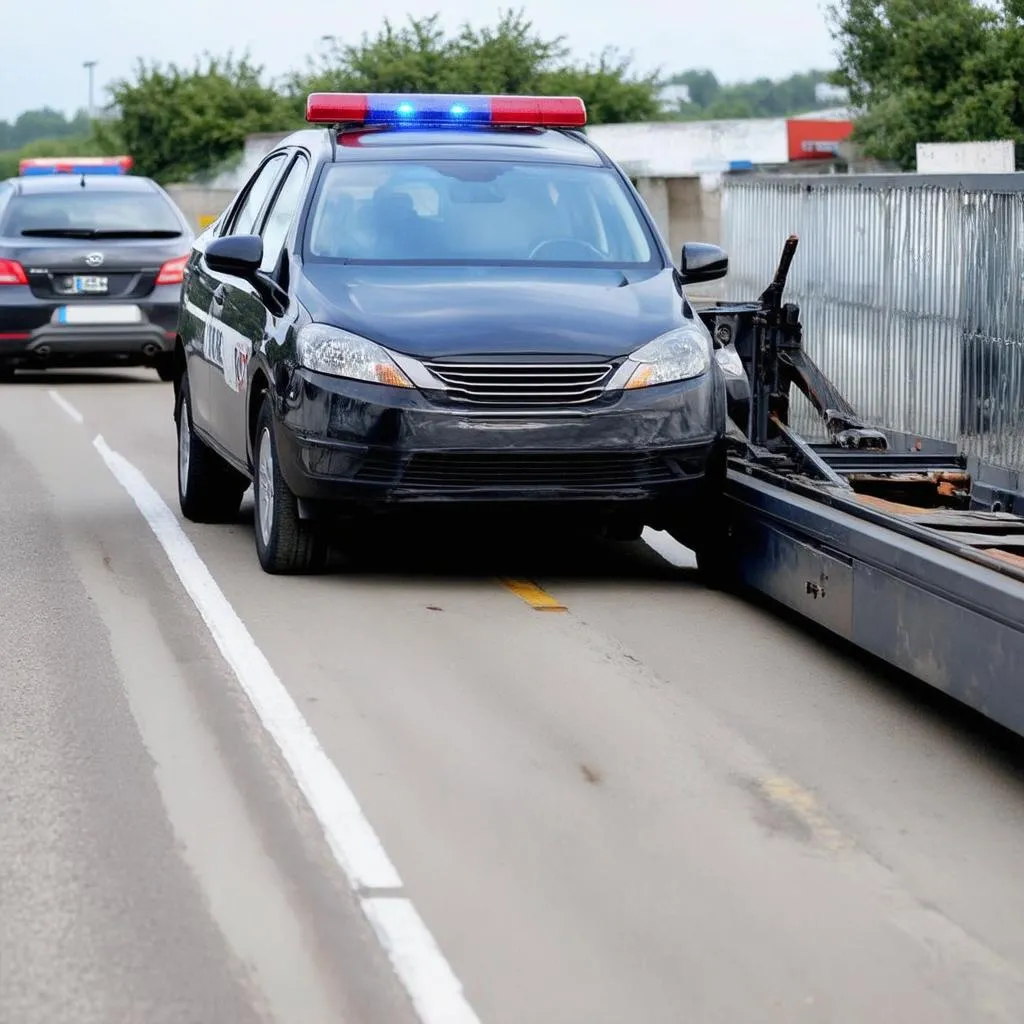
[916,140,1016,174]
[205,133,284,190]
[588,119,790,177]
[165,184,237,232]
[633,175,726,297]
[634,176,723,248]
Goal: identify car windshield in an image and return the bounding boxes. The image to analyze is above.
[2,191,184,237]
[306,160,656,265]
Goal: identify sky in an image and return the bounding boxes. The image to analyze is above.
[0,0,837,123]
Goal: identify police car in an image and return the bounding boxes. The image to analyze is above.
[173,92,739,574]
[0,156,193,380]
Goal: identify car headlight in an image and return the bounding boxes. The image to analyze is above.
[619,323,711,389]
[295,323,413,387]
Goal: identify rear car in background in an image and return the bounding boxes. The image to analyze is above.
[0,156,193,381]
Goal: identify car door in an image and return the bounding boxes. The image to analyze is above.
[215,152,311,464]
[198,152,288,448]
[180,223,225,433]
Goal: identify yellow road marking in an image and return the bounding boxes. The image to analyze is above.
[498,578,567,611]
[198,214,217,228]
[759,777,851,852]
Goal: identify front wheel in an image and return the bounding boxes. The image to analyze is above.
[252,398,326,574]
[0,362,15,382]
[154,354,175,382]
[176,373,249,522]
[667,443,735,589]
[691,451,735,591]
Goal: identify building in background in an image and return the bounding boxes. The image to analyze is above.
[656,83,691,114]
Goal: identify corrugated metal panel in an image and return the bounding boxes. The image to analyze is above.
[722,175,1024,474]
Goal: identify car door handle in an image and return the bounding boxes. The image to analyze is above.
[210,286,225,309]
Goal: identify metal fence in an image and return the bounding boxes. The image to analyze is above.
[721,174,1024,475]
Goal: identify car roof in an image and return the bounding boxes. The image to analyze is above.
[278,126,607,167]
[6,174,162,195]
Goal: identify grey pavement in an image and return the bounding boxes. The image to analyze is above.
[3,368,1024,1023]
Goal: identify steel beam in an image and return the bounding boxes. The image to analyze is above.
[722,468,1024,738]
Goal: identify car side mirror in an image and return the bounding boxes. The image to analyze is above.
[206,234,263,278]
[679,242,728,284]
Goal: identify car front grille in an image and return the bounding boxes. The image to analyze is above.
[354,450,704,490]
[423,360,615,406]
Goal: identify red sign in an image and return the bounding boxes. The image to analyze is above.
[786,119,854,161]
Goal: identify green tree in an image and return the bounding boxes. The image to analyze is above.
[0,133,105,178]
[98,54,291,182]
[665,68,836,120]
[670,70,721,110]
[540,50,662,124]
[0,107,92,151]
[0,125,106,181]
[828,0,1024,167]
[286,10,661,124]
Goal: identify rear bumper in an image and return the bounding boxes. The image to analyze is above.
[0,289,179,365]
[0,322,175,365]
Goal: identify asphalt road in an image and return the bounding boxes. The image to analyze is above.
[4,367,1024,1024]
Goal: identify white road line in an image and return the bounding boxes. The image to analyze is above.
[363,898,482,1024]
[91,433,482,1024]
[92,437,400,889]
[641,527,697,569]
[47,389,84,424]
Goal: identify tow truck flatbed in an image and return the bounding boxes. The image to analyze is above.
[682,237,1024,738]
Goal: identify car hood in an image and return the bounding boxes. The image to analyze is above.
[298,265,688,359]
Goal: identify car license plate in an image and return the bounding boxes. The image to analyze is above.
[55,304,143,325]
[72,275,108,294]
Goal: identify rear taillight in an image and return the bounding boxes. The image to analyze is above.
[0,259,28,286]
[156,255,188,285]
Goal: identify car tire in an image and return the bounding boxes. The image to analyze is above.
[252,397,326,575]
[666,442,735,589]
[176,372,248,523]
[155,355,175,382]
[0,363,14,382]
[690,445,735,590]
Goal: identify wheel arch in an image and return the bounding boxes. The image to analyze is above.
[171,337,187,412]
[247,365,271,468]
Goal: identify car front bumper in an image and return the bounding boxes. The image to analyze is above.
[0,285,180,366]
[274,367,726,509]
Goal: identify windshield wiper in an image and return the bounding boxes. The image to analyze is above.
[89,229,183,238]
[19,227,183,239]
[20,228,98,238]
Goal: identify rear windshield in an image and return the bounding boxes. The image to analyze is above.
[306,160,656,266]
[1,190,184,237]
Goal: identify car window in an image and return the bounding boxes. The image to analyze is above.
[258,155,309,273]
[0,190,183,237]
[305,160,655,265]
[228,154,287,237]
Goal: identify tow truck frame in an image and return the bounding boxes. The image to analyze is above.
[685,237,1024,738]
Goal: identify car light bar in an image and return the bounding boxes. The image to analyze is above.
[305,92,587,128]
[18,155,134,176]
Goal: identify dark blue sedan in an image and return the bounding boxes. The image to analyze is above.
[172,92,738,573]
[0,156,193,380]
